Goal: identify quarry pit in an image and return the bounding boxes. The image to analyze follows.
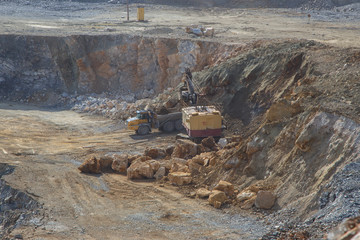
[1,0,360,239]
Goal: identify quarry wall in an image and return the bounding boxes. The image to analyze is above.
[0,34,239,102]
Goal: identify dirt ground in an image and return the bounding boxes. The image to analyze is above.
[2,1,360,239]
[0,103,270,239]
[0,1,360,48]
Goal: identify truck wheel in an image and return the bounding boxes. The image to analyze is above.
[137,125,150,135]
[175,119,184,131]
[163,121,175,132]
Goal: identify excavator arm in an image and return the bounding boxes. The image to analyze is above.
[180,68,198,105]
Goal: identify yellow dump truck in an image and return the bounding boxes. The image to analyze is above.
[182,106,223,142]
[126,110,183,135]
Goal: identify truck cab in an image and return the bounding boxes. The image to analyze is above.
[126,110,155,135]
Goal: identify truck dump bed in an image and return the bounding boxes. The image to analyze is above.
[182,106,222,138]
[157,112,182,125]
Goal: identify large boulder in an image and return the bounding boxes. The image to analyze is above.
[208,190,228,208]
[99,156,114,172]
[148,160,160,173]
[165,145,175,156]
[134,155,153,162]
[168,172,192,185]
[201,136,218,150]
[255,191,276,209]
[111,154,129,173]
[127,160,160,180]
[187,159,203,174]
[170,162,189,173]
[213,180,235,197]
[128,154,142,164]
[78,156,101,174]
[171,139,198,159]
[154,166,166,180]
[144,148,166,159]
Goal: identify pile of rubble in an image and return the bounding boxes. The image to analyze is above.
[328,216,360,240]
[78,136,277,210]
[0,164,43,239]
[70,88,180,120]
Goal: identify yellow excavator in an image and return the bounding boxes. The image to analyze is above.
[127,68,224,140]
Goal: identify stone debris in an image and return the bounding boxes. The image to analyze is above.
[246,136,264,156]
[185,26,214,37]
[218,138,228,148]
[168,172,192,185]
[223,156,240,170]
[208,190,227,208]
[196,188,211,199]
[240,196,257,210]
[213,180,235,197]
[78,156,101,174]
[187,158,203,174]
[328,216,360,240]
[255,191,276,210]
[0,177,41,239]
[169,158,190,173]
[237,190,256,202]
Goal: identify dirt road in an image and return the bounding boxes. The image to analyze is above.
[0,103,269,239]
[0,1,360,48]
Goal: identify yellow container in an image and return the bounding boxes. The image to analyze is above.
[137,7,144,21]
[182,106,222,131]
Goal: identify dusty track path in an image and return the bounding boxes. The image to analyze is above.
[0,103,269,239]
[0,2,360,48]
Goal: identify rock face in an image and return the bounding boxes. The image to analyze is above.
[265,100,302,122]
[255,191,276,209]
[246,137,264,156]
[328,216,360,240]
[0,176,40,238]
[0,34,239,102]
[168,172,192,185]
[208,190,227,208]
[78,156,101,174]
